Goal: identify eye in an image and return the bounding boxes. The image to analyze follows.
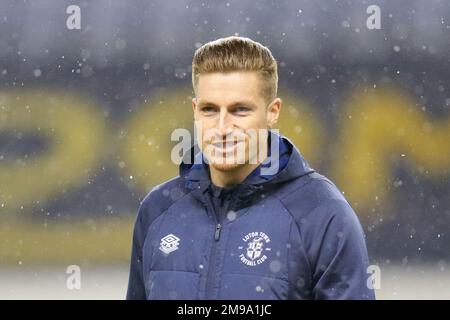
[233,106,251,114]
[200,106,217,114]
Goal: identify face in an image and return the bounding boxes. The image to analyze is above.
[192,71,281,172]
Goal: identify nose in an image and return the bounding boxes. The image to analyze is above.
[217,109,233,136]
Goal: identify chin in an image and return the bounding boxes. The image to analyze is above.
[210,161,246,172]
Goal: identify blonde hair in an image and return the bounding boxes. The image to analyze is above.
[192,36,278,103]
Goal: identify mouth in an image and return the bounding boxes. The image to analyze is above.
[210,140,245,153]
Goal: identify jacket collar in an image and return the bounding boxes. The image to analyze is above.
[180,131,315,210]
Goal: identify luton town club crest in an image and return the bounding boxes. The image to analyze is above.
[238,231,271,266]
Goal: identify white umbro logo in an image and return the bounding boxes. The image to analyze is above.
[159,234,181,254]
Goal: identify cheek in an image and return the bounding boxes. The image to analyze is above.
[198,120,216,135]
[196,126,216,144]
[196,115,216,128]
[241,114,269,129]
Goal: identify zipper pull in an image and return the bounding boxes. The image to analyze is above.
[214,223,222,241]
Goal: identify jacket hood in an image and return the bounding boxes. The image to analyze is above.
[179,131,315,190]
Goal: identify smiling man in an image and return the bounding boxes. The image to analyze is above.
[193,70,280,187]
[126,36,375,300]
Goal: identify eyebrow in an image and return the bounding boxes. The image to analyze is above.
[197,101,258,109]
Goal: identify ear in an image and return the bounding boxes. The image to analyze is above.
[192,97,197,112]
[266,98,282,128]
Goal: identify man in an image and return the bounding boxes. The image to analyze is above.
[126,36,375,300]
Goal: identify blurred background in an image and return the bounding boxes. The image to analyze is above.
[0,0,449,299]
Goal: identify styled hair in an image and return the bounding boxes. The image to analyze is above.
[192,36,278,103]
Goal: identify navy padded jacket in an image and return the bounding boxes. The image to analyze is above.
[126,134,375,300]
